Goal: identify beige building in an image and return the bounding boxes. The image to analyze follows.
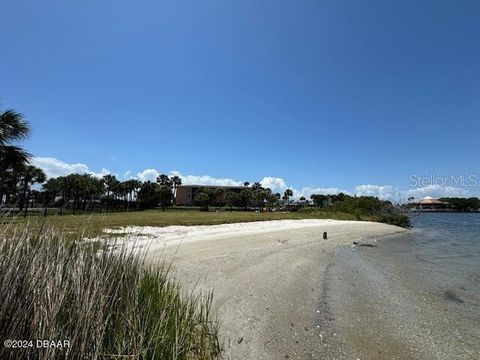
[175,185,246,206]
[417,196,449,211]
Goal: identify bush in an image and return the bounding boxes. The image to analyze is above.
[0,220,220,360]
[376,212,411,228]
[300,195,411,228]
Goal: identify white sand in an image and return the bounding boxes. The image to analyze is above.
[102,219,407,359]
[104,219,365,250]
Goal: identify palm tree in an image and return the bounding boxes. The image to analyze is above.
[122,180,134,211]
[239,188,252,211]
[157,174,172,187]
[282,189,293,207]
[42,177,63,214]
[251,182,262,190]
[137,181,160,209]
[171,175,182,200]
[195,192,210,211]
[103,174,120,211]
[129,179,142,209]
[0,110,31,172]
[0,168,21,206]
[225,191,239,211]
[253,187,268,211]
[266,191,279,210]
[18,165,46,216]
[1,110,31,206]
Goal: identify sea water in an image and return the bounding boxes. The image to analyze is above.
[324,213,480,359]
[385,213,480,308]
[358,213,480,358]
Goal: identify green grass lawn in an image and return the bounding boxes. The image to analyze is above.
[9,208,369,238]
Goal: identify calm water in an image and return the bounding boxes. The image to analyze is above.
[377,213,480,321]
[387,213,480,306]
[328,213,480,358]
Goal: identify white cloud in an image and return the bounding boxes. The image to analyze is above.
[296,187,349,199]
[260,178,349,199]
[169,171,243,186]
[32,157,478,202]
[403,184,470,200]
[136,168,161,182]
[132,169,245,186]
[91,168,112,178]
[354,184,399,202]
[31,157,112,179]
[354,184,475,202]
[260,177,288,194]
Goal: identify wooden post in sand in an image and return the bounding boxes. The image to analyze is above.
[323,232,328,240]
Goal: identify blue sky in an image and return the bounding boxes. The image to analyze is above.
[2,0,479,201]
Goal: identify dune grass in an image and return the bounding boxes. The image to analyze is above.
[0,219,221,359]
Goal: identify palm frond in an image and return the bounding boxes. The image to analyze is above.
[0,110,31,144]
[0,145,31,172]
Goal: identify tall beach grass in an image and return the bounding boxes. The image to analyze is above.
[0,218,220,359]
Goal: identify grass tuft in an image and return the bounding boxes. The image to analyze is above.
[0,218,221,359]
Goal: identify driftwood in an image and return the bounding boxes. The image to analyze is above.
[352,241,377,247]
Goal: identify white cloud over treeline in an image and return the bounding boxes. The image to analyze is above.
[31,157,112,179]
[354,184,472,202]
[32,157,478,203]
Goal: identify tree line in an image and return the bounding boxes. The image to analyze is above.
[0,169,186,214]
[308,192,412,227]
[1,107,301,214]
[192,182,295,212]
[438,197,480,212]
[2,107,475,223]
[0,109,171,214]
[0,110,45,215]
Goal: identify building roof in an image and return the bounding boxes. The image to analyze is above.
[419,197,448,205]
[177,185,246,189]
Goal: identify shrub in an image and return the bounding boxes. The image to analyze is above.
[376,212,411,228]
[299,196,411,228]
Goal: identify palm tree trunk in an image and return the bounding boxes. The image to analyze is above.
[0,175,6,207]
[23,189,29,217]
[0,182,4,207]
[20,178,29,215]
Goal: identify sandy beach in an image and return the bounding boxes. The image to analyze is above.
[110,219,407,359]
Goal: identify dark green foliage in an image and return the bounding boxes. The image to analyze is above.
[0,109,31,172]
[136,175,175,210]
[438,197,480,212]
[310,194,330,207]
[376,211,411,228]
[282,189,293,204]
[238,188,253,210]
[307,193,411,228]
[138,181,161,209]
[224,191,239,210]
[195,191,211,211]
[0,108,35,211]
[158,185,173,211]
